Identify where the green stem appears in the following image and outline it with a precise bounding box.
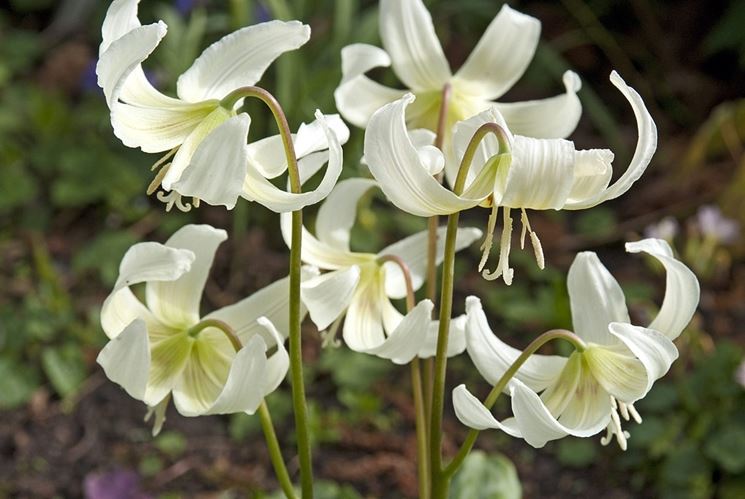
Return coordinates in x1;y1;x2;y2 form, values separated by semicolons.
259;401;299;499
442;329;586;478
187;319;242;351
222;86;313;498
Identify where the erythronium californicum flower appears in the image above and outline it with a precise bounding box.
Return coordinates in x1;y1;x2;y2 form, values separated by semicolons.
364;71;656;284
280;176;482;357
452;239;699;449
335;0;582;142
97;0;347;212
97;224;295;434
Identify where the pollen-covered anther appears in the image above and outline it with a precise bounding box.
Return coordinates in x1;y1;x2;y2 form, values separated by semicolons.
156;190;194;212
482;207;514;284
600;396;637;450
478;204;500;272
520;209;545;270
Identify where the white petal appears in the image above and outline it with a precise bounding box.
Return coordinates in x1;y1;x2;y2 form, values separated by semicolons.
301;266;361;331
242;111;343;213
408;129;444;175
417;314;468;358
97;318;150;400
119;66;185;108
453;5;540;100
364;94;487;217
564;71;657;209
100;0;141;54
452;384;520;436
256;317;290;395
379;0;451;92
567;148;614;203
625;238;700;339
379;226;482;299
316;178;378;251
100;286;159;340
567;252;630;345
147;225;227;327
176;20;310;102
294;114;350;158
97;22;167;108
172;114;250;209
464;296;566;391
343;269;388;351
334;43;406;128
203;335;267;415
492;71;582;138
365;299;433;364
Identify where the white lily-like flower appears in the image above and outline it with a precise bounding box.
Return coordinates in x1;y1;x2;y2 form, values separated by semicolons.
452;238;699;449
365;71;656;283
97;0;348;212
335;0;581;142
97;224;295;434
280;176;481;359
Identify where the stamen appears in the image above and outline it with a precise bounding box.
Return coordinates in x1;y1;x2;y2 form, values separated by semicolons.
147;162;172;195
156;190;193;212
520;209;545;270
151;147;179;171
479;205;499;272
520;209;529;249
321;314;344;348
601;397;641;450
483;207;514;284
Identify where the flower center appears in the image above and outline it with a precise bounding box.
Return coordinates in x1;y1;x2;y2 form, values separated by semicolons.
147;149;201;212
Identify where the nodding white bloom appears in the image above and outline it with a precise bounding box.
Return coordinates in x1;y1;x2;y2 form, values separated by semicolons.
335;0;581;142
452;239;699;450
365;71;656;284
97;224;295;434
97;0;348;212
280;176;481;359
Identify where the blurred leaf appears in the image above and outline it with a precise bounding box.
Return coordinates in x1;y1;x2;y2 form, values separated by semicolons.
155;431;188;458
0;358;40;409
0;161;38;214
72;231;139;286
450;451;521;499
704;425;745;473
575;207;617;238
319;348;392;392
41;344;86;398
555;438;597;468
659;443;712;499
703;1;745;67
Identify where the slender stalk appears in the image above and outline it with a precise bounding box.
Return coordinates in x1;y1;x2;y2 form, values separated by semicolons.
442;329;586;478
259;401;299;499
187;319;242;351
222;86;313;498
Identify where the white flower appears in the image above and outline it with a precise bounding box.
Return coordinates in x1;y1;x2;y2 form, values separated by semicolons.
97;0;348;212
364;71;656;283
335;0;581;142
280;176;481;360
97;224;294;434
453;239;699;449
696;205;740;244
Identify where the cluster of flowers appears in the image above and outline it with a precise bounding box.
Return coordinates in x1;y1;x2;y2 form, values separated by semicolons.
96;0;699;461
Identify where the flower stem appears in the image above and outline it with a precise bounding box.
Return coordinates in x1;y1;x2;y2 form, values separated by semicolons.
222;86;313;498
187;319;242;351
442;329;586;478
259;401;299;499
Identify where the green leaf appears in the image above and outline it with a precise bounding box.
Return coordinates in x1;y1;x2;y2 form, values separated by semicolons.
704;425;745;473
72;231;139;286
41;345;86;398
155;431;187;458
0;161;38;214
0;358;40;409
450;451;522;499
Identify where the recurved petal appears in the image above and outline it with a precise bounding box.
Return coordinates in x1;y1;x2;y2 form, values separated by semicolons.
417;314;468;358
256;317;290;395
492;71;582;138
343;271;388;352
177;20;310;102
101;286;160;340
365;299;433;364
464;296;566;391
146;225;227;328
453;384;521;436
301;266;361;331
379;0;451;92
567;252;630;345
100;0;142;54
316;179;378;251
379;226;482;299
453;4;540;100
567;149;614;203
365;94;487;217
564;71;657;209
97;318;151;401
172;114;250;209
110;241;195;293
97;21;167;108
625;238;700;340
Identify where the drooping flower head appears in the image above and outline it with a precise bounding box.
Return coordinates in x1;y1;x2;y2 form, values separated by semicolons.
365;71;657;283
335;0;582;142
453;239;699;449
97;224;296;433
97;0;348;212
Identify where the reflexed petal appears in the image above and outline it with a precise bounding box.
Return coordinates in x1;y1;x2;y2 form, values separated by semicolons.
343;268;388;351
203;335;267;415
97;22;167;108
301;266;361;331
334;44;406;128
452;384;520;436
111;99;218;153
101;286;159;340
177;20;310;102
498;136;576;209
364;95;487;217
450;106;512;188
492;71;582;138
256;317;290;395
567;149;614;203
100;0;141;54
583;344;647;403
294;114;350;158
625;238;700;340
409;129;444;175
173;114;250;209
567;252;630;345
97;319;150;400
120;66;185;108
564;72;657;209
365;299;433;364
607;323;678;400
379;0;451;92
145;331;193;406
242;111;344;213
316;179;378;251
464;296;566;391
453;5;540;100
418;314;468;358
147;225;227;327
380;226;482;299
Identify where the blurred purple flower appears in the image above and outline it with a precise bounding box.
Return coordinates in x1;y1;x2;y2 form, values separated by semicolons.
696;205;740;244
644;216;679;242
175;0;198;16
84;469;151;499
80;59;101;93
255;2;273;23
